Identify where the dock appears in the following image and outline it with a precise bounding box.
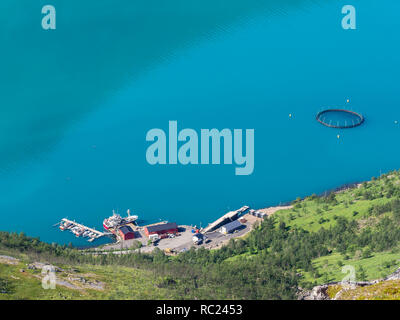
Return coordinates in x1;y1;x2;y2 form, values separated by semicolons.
59;218;111;242
202;206;249;234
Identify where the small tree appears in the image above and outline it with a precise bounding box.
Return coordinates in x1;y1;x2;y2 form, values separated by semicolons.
322;272;330;284
362;247;372;259
358;266;367;282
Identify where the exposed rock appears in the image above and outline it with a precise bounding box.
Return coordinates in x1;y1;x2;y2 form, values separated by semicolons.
296;288;310;300
299;285;330;300
68;276;87;283
66;276;105;290
384;267;400;281
298;280;381;300
27;262;45;270
9;260;106;292
56;280;80;290
26;262;64;273
0;255;19;265
86;280;105;291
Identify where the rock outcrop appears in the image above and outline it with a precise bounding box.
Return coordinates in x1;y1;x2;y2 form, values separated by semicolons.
0;255;19;265
298;267;400;300
384;267;400;281
299;284;331;300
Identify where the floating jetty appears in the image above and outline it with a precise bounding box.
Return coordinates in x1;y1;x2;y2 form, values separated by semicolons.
202;206;249;234
58;218;111;242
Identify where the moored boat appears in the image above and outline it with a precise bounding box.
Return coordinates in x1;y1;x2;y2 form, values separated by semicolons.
59;221;72;231
103;209;138;230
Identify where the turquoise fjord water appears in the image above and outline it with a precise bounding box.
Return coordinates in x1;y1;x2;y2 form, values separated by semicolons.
1;0;400;245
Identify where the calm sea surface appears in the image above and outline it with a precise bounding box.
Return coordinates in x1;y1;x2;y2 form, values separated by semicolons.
1;0;400;245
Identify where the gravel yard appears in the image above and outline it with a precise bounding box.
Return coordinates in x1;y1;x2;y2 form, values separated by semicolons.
96;213;264;254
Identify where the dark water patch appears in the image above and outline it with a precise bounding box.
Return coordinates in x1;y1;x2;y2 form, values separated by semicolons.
0;0;326;170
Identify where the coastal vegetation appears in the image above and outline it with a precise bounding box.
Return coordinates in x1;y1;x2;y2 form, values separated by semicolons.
2;170;400;299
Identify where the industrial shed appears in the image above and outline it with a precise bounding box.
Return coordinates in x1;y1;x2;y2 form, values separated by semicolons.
144;222;178;237
220;220;243;234
118;226;135;240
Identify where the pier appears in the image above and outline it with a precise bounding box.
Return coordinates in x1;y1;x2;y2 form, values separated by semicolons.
58;218;111;242
202;206;249;234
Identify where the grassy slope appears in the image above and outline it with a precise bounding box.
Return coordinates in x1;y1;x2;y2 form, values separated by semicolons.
272;172;400;285
0;251;174;300
224;171;400;288
336;279;400;300
302;250;400;284
274;191;390;232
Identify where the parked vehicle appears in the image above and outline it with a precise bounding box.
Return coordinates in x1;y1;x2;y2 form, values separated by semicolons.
192;234;204;245
149;234;160;241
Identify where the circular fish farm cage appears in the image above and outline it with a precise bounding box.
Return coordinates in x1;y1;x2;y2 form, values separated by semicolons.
316;109;364;129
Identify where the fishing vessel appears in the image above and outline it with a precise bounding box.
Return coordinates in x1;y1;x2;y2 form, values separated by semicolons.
103;209;138;230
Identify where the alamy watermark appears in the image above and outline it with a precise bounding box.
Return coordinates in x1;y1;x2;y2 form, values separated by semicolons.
41;3;356;173
342;5;357;30
41;265;56;290
145;121;255;176
340;265;357;290
40;5;356;30
41;5;56;30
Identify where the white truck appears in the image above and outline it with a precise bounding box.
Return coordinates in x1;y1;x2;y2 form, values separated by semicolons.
192;234;203;245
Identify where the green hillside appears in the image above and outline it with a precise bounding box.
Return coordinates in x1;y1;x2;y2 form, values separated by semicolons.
2;170;400;300
0;256;175;300
274;176;399;232
273;171;400;286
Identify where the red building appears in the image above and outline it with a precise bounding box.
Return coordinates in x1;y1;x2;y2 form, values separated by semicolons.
144;222;178;237
118;226;135;240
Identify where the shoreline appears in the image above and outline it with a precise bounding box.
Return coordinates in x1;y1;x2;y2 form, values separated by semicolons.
86;179;368;252
0;178;372;251
89;204;294;254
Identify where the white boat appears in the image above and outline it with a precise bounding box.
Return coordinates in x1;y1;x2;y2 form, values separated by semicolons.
103;209;138;230
73;228;84;237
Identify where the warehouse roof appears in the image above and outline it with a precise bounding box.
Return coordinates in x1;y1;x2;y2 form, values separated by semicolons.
119;226;134;234
222;220;243;233
146;222;178;233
